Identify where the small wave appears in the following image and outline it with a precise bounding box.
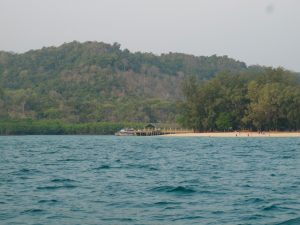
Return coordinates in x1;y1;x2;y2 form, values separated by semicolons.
240;184;251;188
0;178;13;182
242;214;265;220
154;201;168;205
10;168;41;176
154;201;178;205
36;184;77;190
245;197;265;204
43;163;59;166
51;178;76;183
21;209;45;214
165;206;182;210
212;211;224;215
38;199;58;204
94;165;110;170
102;218;134;222
263;204;278;211
150;186;196;194
41;150;59;154
149;167;159;171
124;164;159;171
172;215;204;221
58;145;71;149
20;176;32;180
19;168;30;173
202;143;214;148
57;158;82;162
126;164;147;169
47;215;72;219
18;168;35;173
276;217;300;225
198;190;213;194
262;204;289;211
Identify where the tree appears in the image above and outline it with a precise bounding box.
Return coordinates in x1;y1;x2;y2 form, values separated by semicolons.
216;112;233;131
179;68;300;131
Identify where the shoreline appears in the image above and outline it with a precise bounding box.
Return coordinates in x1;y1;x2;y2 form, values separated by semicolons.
162;131;300;137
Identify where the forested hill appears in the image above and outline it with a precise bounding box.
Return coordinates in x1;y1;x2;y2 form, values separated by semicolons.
0;41;259;123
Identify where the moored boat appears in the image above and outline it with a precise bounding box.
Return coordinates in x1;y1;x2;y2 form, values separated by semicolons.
115;128;136;136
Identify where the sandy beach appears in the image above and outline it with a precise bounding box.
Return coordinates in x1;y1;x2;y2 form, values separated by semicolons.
163;131;300;137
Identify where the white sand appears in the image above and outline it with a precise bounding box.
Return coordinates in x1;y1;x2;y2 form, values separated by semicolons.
163;132;300;137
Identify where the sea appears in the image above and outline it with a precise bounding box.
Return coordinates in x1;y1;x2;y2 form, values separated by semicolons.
0;135;300;225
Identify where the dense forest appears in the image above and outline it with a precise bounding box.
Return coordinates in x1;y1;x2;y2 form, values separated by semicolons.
0;120;143;135
0;41;298;134
179;68;300;131
0;41;249;123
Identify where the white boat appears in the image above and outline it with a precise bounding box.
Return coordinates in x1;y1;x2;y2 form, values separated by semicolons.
115;128;136;136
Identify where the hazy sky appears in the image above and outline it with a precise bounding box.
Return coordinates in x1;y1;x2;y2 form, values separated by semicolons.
1;0;300;71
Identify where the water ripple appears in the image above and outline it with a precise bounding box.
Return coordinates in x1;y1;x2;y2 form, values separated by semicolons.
36;184;77;190
0;135;299;225
150;185;197;194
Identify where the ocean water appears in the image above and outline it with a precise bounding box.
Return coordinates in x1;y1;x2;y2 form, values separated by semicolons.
0;136;300;225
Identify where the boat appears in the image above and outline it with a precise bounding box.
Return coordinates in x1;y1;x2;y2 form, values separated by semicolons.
115;128;136;136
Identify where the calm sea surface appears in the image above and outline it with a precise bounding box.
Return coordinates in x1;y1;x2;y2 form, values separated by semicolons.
0;136;300;225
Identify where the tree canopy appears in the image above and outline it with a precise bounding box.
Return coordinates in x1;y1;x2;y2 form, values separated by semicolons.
179;68;300;131
0;41;251;123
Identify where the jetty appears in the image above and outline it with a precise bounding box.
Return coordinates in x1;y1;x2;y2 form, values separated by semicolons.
136;128;193;136
115;124;193;136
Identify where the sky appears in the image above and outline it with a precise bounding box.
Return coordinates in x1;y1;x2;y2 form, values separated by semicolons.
0;0;300;71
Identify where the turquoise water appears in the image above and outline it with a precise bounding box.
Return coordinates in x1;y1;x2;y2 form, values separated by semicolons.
0;136;300;225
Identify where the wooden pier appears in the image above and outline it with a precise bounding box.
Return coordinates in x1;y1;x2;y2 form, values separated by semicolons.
115;124;193;136
134;128;193;136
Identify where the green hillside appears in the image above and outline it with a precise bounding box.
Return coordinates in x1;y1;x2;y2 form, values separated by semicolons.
0;41;249;123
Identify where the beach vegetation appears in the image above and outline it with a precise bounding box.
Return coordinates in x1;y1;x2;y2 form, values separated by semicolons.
180;68;300;131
